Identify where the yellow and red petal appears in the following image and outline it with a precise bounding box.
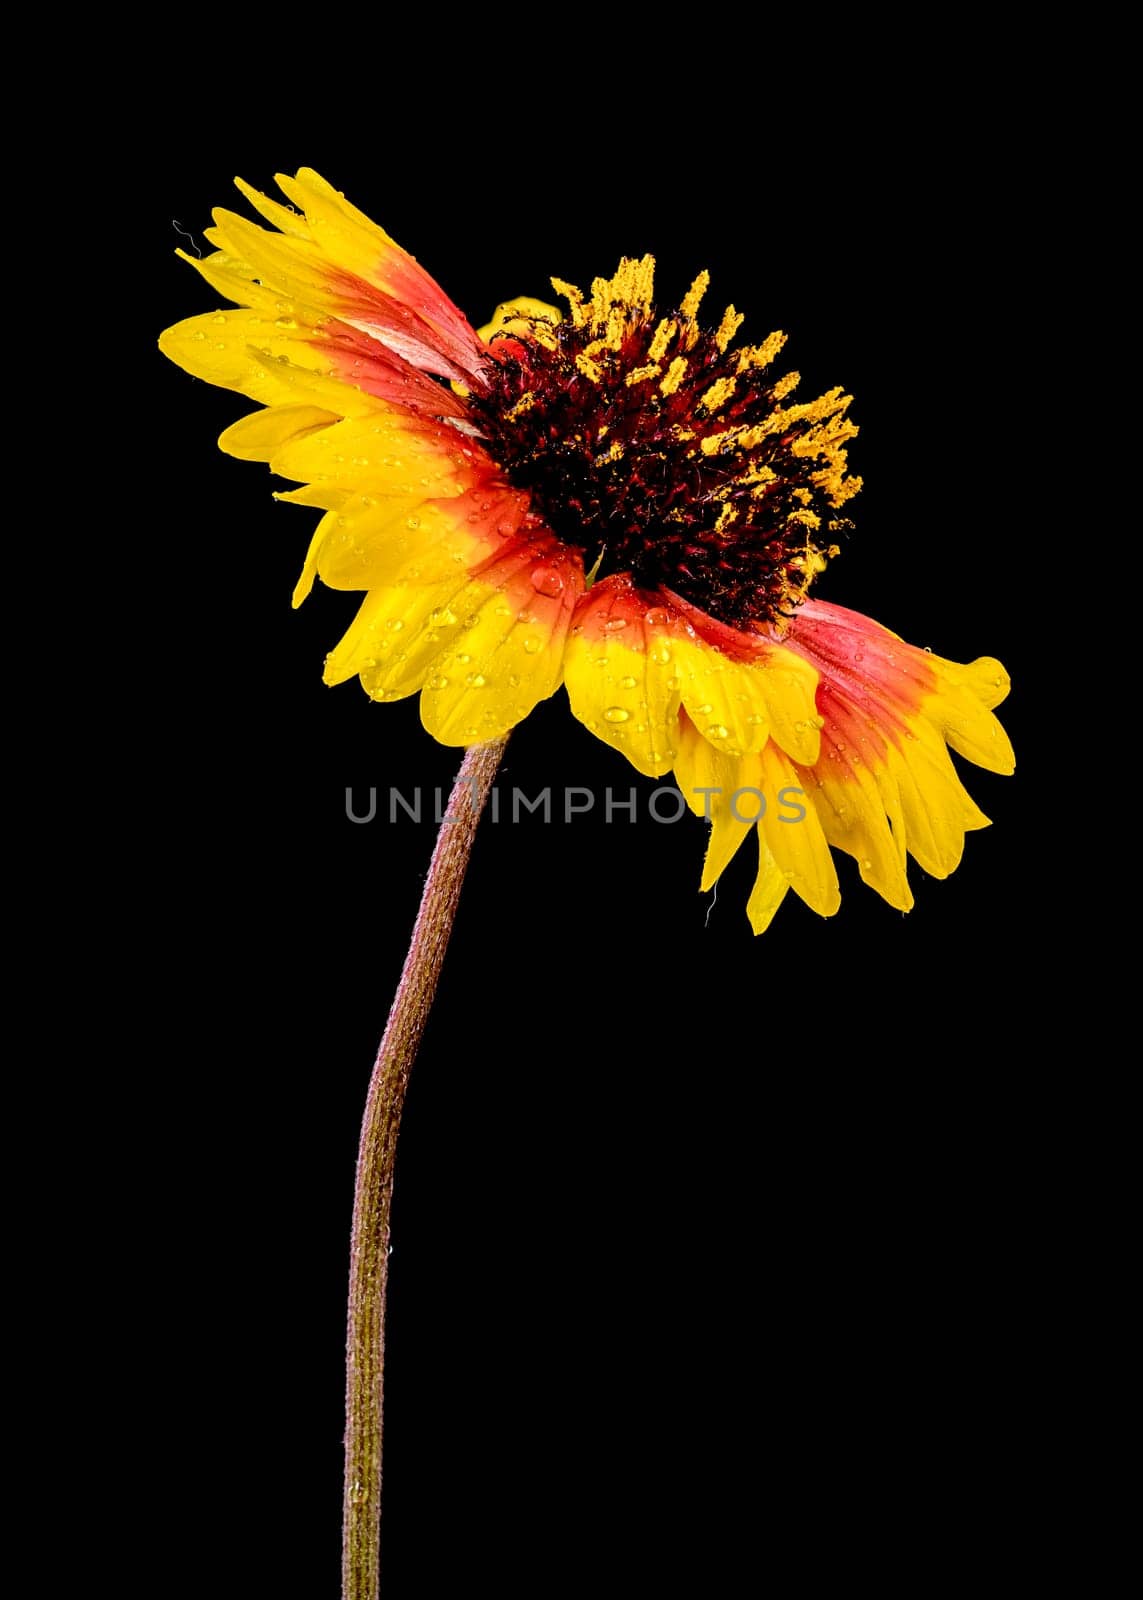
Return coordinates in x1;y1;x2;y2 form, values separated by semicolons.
666;595;823;764
562;577;686;778
780;599;1012;908
322;535;582;743
293;483;530;607
203;170;487;383
417;542;583;743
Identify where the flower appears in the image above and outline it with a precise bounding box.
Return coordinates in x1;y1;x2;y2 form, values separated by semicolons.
160;168;1014;933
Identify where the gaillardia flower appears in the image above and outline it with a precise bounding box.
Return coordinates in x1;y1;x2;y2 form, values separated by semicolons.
160;169;1013;933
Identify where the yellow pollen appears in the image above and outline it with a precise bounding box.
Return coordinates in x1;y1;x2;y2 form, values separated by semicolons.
576;350;603;382
660;356;688;396
626;362;662;386
551;277;588;327
647;317;677;363
584;255;657;335
736;329;787;374
715;502;738;531
505;391;535;420
772;370;800;401
715;306;744;353
700;375;737;412
700;425;744;456
680;270;710;322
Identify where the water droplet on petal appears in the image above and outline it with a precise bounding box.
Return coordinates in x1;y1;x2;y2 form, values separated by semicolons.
523;637;542;655
531;564;565;598
466;673;487;687
706;724;730;740
619;675;638;689
428;675;449;690
644;607;669;626
604;706;631;723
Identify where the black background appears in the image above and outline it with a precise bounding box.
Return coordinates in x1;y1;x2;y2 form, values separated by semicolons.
125;73;1056;1593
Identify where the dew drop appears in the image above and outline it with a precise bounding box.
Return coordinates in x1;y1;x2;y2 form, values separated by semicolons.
523;637;542;654
619;675;638;689
706;724;730;740
531;564;565;598
428;675;449;690
429;606;457;627
604;706;631;723
466;673;487;687
644;607;669;626
406;515;421;530
650;645;672;665
384;619;405;632
456;653;472;665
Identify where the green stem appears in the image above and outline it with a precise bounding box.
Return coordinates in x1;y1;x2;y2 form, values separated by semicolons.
342;737;508;1600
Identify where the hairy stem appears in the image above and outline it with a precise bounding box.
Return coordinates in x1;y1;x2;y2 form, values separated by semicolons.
342;737;508;1600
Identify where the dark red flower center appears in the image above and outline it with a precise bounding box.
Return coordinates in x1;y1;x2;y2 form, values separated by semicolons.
466;263;860;629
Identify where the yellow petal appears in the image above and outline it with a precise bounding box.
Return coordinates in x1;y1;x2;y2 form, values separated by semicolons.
674;717;770;890
752;645;823;765
268;412;468;497
808;758;914;912
323;581;469;699
746;832;791;935
419;551;580;743
218;404;339;462
929;678;1016;774
563;586;682;777
294;487;527;608
670;634;772;757
758;743;840;917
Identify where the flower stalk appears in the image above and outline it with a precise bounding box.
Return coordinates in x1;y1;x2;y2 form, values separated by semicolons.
343;736;508;1600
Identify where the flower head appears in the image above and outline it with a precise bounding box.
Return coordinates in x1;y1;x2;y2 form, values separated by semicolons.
160;168;1013;932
